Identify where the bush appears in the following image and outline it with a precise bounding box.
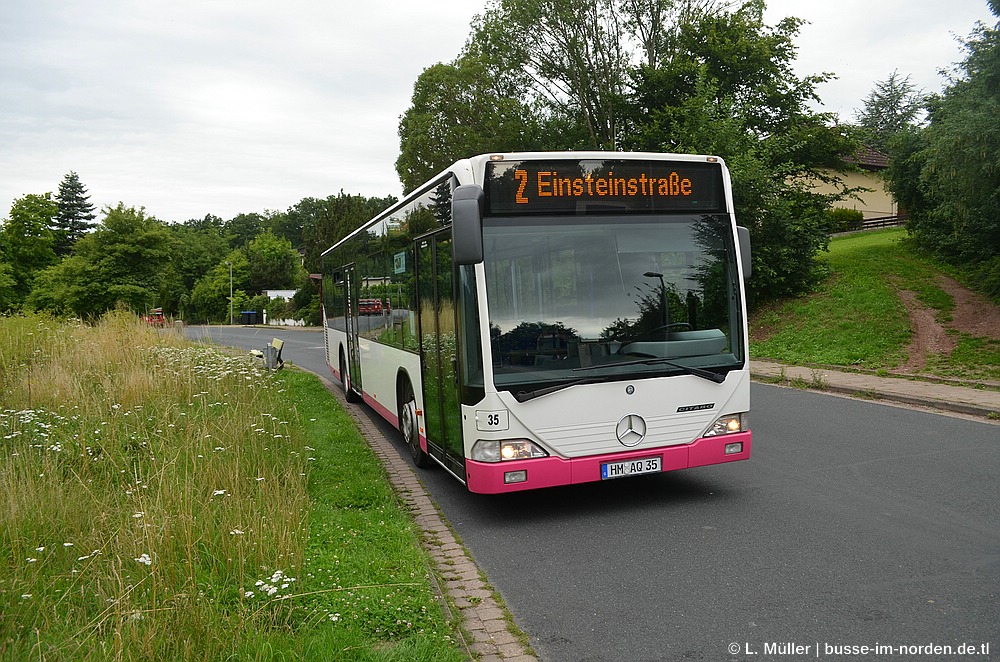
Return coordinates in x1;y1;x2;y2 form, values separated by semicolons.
969;255;1000;301
265;296;290;322
827;207;865;233
295;293;322;326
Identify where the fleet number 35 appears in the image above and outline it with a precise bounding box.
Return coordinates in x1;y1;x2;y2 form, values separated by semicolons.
476;410;509;431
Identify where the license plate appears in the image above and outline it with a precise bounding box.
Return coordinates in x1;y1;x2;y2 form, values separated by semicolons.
601;456;662;480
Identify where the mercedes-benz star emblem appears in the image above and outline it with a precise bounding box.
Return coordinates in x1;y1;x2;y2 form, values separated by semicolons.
616;413;647;447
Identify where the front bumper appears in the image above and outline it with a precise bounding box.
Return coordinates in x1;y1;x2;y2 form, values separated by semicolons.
465;431;752;494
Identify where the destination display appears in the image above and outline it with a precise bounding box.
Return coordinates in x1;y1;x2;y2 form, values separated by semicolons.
485;159;725;215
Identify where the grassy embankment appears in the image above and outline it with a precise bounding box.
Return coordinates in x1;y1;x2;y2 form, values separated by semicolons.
0;313;465;661
750;228;1000;383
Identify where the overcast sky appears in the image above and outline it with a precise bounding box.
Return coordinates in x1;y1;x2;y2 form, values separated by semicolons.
1;1;995;224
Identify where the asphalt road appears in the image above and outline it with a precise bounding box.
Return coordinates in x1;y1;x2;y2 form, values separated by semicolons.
189;326;999;661
185;324;330;374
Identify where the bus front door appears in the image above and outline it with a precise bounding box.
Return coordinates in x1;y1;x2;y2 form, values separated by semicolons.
417;233;465;480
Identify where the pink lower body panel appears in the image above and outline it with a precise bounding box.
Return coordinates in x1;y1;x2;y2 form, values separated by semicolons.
465;431;752;494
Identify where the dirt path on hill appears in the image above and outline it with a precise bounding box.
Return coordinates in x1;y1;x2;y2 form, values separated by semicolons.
895;290;955;372
894;275;1000;373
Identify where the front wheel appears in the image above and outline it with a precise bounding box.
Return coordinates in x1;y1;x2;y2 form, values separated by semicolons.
399;384;430;468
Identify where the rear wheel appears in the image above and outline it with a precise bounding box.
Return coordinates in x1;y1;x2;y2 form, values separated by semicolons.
399;381;430;468
340;352;361;403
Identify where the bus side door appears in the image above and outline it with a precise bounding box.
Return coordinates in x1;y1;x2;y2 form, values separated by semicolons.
344;264;363;396
416;232;465;480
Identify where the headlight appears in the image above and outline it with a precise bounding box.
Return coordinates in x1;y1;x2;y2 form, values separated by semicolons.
471;439;549;463
703;413;747;437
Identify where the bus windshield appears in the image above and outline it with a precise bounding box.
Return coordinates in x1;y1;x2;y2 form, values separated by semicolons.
482;214;744;394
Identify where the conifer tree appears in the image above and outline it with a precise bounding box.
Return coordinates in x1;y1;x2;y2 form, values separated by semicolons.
855;70;925;153
53;171;96;255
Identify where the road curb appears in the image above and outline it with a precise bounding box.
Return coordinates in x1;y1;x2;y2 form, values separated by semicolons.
750;361;1000;421
316;374;538;662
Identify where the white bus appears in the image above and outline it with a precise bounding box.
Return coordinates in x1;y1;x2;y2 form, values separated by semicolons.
321;152;752;493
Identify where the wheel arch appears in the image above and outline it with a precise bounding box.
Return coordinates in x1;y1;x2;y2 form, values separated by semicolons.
396;368;415;423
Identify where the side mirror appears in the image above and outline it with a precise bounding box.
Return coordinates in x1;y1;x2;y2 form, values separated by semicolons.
737;226;751;279
452;185;484;265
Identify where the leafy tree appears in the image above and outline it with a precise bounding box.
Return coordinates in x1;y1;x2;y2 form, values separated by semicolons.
884;128;930;219
888;6;1000;296
1;193;59;307
398;0;727;171
28;204;175;317
53;171;97;255
854;70;926;153
265;208;306;249
189;252;248;324
246;230;302;293
624;1;855;305
224;212;266;248
300;192;397;273
396;53;545;191
468;0;645;149
25;255;96;316
626;3;836;144
159;217;231;317
623;0;725;68
287;197;339;271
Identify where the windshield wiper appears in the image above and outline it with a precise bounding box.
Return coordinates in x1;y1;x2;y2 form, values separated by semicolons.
575;358;727;383
512;376;613;402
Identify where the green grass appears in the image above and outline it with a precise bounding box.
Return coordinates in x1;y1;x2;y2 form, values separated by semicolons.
750;228;1000;381
0;312;464;661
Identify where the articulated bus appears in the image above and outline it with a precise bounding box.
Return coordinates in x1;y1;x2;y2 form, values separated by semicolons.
320;152;752;494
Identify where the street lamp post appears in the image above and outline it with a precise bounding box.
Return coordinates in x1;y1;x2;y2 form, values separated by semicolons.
644;271;669;327
225;261;233;325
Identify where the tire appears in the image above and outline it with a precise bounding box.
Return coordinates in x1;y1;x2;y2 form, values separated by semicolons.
399;381;430;468
340;352;361;403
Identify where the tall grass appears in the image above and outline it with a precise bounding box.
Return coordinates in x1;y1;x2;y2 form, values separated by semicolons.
0;313;462;661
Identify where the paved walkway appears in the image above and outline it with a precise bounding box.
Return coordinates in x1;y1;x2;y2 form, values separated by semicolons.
751;361;1000;420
